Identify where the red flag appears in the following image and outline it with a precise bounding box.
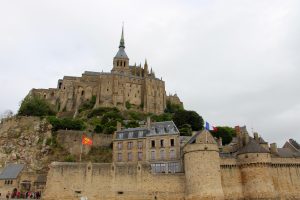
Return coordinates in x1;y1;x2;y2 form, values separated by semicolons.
82;135;93;146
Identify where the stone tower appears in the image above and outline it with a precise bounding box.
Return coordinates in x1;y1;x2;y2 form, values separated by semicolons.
183;130;224;200
111;26;130;75
237;139;278;199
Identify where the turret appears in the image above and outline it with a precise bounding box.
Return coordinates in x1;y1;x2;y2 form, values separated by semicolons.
144;59;149;77
237;139;278;199
183;130;224;200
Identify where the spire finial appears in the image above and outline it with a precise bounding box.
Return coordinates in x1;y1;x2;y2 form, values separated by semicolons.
119;24;125;48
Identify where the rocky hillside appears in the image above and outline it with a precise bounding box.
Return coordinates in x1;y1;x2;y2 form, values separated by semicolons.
0;116;64;172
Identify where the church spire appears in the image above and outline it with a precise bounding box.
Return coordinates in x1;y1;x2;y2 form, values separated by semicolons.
119;25;125;48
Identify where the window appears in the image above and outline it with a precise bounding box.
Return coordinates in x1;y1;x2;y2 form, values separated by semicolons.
118;153;122;162
160;140;164;148
127;142;133;150
160;150;165;160
128;132;133;138
81;91;84;96
138;131;143;138
170;150;175;159
128;152;132;161
168;162;180;173
138;152;143;161
119;133;124;139
138;141;143;149
151;151;155;160
151;140;155;148
118;142;123;150
170;139;175;147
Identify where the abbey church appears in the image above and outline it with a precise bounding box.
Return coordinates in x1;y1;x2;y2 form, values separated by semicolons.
30;28;182;115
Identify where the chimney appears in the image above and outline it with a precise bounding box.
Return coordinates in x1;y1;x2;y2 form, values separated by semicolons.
146;117;151;128
270;143;278;154
117;121;122;131
218;137;223;147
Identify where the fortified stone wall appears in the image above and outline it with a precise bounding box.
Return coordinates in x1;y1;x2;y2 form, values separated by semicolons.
43;162;185;200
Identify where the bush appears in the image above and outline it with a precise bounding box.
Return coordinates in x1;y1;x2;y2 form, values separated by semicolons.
173;110;203;131
78;96;96;113
94;124;103;133
18;96;56;116
125;101;132;110
104;126;116;134
64;155;76;162
151;113;173;122
165;100;183;113
47;116;86;131
87;107;119;118
125;120;139;128
211;126;236;145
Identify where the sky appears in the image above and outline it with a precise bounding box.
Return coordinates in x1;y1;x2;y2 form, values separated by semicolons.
0;0;299;145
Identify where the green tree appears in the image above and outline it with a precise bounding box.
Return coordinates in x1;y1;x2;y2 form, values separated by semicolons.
47;116;86;131
151;113;173;122
210;126;236;145
179;124;193;136
125;120;140;128
165;100;183;113
18;96;56;116
173;110;203;131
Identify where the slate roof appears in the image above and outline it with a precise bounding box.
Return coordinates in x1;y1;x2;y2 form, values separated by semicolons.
0;164;24;180
186;129;216;145
115;47;128;59
237;139;269;155
115;121;179;140
276;148;298;158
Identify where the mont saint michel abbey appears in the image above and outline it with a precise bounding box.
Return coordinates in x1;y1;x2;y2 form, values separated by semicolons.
30;28;182;116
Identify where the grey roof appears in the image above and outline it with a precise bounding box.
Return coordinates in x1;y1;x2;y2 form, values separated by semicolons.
115;121;179;140
289;139;300;150
0;164;24;180
277;148;300;158
237;139;269;155
149;121;179;136
115;47;128;59
35;174;47;183
259;137;267;144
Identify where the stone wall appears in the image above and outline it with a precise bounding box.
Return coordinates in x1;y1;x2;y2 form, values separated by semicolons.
43;162;185;200
56;130;112;156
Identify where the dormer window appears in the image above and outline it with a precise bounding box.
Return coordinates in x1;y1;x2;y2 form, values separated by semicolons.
128;132;133;138
119;133;124;139
138;131;143;138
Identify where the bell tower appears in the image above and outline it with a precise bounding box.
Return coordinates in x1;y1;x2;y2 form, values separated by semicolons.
111;26;130;74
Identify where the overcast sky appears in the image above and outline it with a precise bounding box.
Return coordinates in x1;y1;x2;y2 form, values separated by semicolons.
0;0;299;145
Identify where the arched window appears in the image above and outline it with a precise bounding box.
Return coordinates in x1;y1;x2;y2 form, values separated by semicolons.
117;61;119;66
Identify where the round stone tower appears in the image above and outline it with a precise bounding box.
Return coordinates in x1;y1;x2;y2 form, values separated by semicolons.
183;130;224;200
237;139;278;199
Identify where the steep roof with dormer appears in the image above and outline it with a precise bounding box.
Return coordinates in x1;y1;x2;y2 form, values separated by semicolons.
237;139;269;155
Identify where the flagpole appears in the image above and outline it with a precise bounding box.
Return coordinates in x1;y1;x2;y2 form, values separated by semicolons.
79;133;83;162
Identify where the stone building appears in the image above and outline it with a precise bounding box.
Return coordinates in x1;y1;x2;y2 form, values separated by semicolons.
42;125;300;200
113;120;182;173
30;27;182;116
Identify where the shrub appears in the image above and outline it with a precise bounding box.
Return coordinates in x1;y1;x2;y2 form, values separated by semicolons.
87;107;119;118
151;113;173;122
64;155;76;162
47;116;86;131
104;126;116;134
125;120;139;128
173;110;203;131
94;124;103;133
125;101;131;110
211;126;236;145
78;96;96;113
18;96;56;116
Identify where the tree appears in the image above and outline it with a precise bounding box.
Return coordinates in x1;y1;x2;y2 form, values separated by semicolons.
18;96;56;116
173;110;203;131
210;126;236;145
165;100;183;113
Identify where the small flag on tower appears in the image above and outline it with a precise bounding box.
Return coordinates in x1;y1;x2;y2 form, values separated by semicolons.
82;135;93;146
205;122;218;131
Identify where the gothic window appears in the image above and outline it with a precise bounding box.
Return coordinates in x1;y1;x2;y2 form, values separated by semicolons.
117;61;119;66
81;91;84;96
43;94;46;99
